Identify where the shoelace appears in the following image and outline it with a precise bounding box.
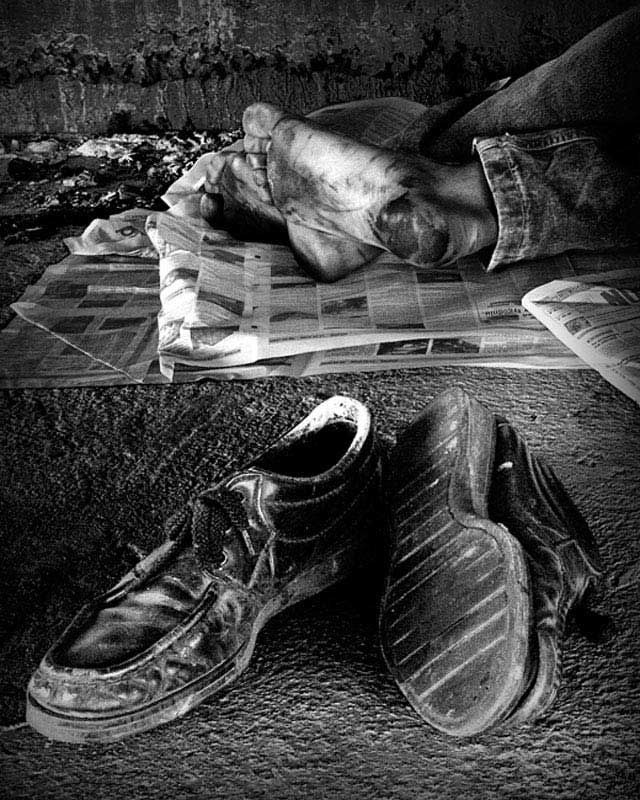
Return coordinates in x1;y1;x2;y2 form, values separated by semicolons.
167;488;252;574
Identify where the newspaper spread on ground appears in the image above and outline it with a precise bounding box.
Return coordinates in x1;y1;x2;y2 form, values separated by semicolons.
4;178;638;389
6;203;640;388
153;154;631;378
146;208;588;377
522;267;640;404
0;312;167;387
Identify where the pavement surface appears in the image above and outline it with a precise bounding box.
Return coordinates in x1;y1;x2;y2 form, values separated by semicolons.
1;226;639;799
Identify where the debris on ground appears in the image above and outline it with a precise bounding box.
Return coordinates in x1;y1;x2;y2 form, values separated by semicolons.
25;140;60;157
0;129;242;242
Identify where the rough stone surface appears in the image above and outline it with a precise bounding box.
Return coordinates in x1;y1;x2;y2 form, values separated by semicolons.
0;0;635;133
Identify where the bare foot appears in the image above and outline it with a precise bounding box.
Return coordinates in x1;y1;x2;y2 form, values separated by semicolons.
242;102;498;282
199;98;427;250
200;145;384;276
199;146;287;242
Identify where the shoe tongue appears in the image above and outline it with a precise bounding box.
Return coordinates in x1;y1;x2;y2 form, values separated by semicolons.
189;489;254;582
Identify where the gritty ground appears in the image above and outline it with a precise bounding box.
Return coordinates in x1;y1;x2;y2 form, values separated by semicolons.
0;128;240;243
0;138;639;800
0;128;239;329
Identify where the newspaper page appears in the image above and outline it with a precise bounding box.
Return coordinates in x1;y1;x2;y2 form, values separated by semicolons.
8;250;165;385
522;267;640;405
160;336;581;383
152;204;637;377
7;145;640;388
64;208;158;258
7;207;633;388
0;313;166;387
8;205;640;387
155;156;640;378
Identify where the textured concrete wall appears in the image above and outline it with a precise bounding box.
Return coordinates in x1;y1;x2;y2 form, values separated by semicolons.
0;0;635;133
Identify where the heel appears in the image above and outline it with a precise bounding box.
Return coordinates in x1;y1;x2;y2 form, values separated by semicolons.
375;191;449;265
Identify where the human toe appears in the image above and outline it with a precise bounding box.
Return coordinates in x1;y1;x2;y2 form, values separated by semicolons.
200;192;224;225
242;102;288;139
246;153;267;169
228;153;272;202
204;152;234;194
243;134;270;154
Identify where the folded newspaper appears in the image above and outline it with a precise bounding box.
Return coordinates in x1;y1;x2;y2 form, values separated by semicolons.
2;148;639;389
522;267;640;405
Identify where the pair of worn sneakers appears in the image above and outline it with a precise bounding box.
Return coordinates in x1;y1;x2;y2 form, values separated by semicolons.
26;389;603;743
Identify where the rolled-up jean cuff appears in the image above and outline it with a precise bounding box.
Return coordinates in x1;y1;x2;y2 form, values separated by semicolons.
472;128;633;270
473;134;530;270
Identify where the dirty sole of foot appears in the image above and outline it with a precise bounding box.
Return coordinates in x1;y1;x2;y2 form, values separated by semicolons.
380;388;532;737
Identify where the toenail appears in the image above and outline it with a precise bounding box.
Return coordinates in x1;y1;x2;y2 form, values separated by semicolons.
253;169;268;187
247;153;267;169
244;135;268;154
203;178;220;194
230;154;246;175
206;160;226;184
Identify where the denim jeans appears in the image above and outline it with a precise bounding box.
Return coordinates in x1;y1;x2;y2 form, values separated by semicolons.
419;5;640;268
474;128;640;269
313;6;640;270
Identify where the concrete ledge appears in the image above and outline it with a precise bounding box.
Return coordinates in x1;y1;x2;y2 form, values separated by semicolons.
0;0;634;133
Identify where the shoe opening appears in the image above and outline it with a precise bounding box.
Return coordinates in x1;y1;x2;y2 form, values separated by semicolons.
256;419;356;477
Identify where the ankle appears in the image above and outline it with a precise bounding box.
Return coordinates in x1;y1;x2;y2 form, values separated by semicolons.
429;161;495;211
375;160;498;266
433;161;498;256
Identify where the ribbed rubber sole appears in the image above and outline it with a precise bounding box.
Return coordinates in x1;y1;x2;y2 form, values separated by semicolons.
380;389;532;737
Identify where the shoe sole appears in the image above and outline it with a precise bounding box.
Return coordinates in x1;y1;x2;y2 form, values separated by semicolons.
379;389;532;737
25;536;367;744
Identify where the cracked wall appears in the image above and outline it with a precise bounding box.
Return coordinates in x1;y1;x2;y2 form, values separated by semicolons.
0;0;634;134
